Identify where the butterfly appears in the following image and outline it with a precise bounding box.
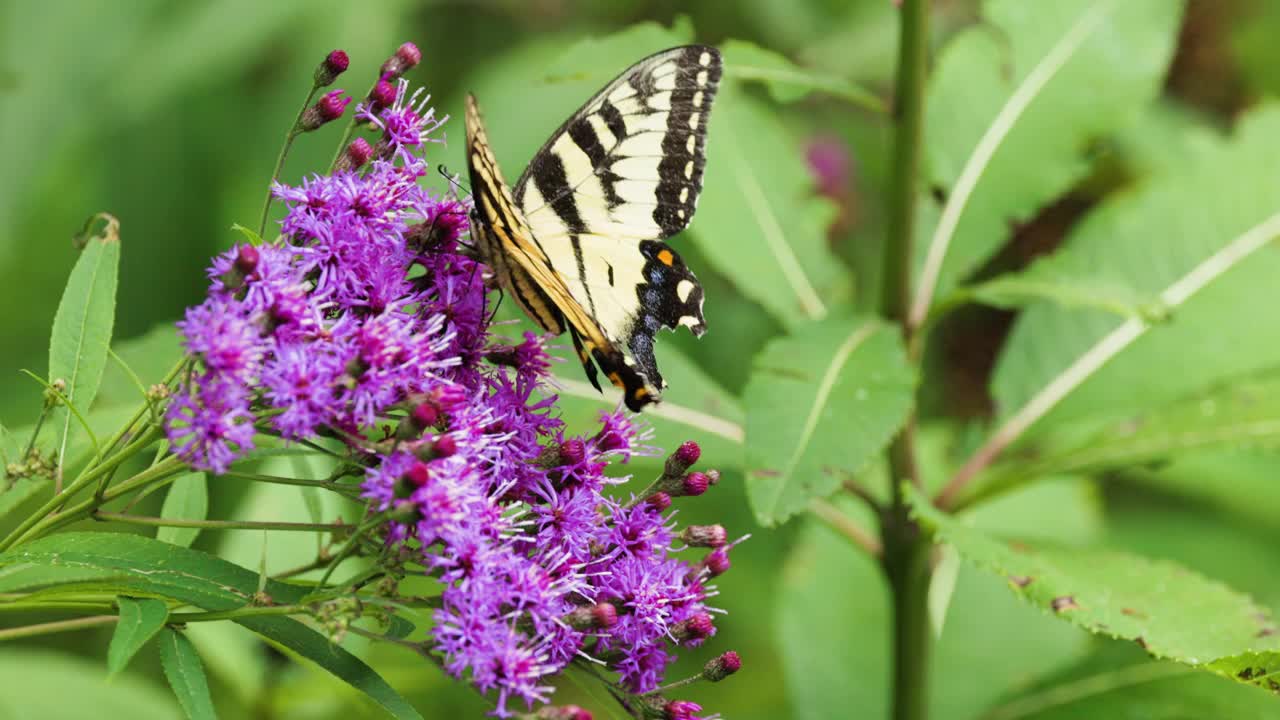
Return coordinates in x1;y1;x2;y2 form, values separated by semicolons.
464;45;722;412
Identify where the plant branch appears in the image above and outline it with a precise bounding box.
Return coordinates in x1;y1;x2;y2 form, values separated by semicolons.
936;208;1280;509
809;499;882;557
93;512;351;533
259;85;320;237
0;615;117;642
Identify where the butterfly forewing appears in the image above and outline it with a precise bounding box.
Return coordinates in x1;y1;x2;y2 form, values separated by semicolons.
465;45;721;411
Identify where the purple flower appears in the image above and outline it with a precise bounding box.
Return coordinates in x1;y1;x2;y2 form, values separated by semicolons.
164;376;255;474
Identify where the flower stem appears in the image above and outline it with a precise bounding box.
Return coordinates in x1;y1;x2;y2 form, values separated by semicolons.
93;512;351;533
0;615;117;642
258;85;320;238
880;2;932;720
221;470;361;496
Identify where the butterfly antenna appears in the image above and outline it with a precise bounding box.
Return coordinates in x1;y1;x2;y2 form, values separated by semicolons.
438;165;472;199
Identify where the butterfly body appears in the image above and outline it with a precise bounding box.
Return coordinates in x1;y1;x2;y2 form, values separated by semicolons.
465;45;722;411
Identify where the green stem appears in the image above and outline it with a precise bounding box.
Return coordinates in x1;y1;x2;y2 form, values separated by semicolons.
0;615;117;641
259;85;319;238
94;512;350;533
880;2;932;720
222;471;360;495
170;604;311;623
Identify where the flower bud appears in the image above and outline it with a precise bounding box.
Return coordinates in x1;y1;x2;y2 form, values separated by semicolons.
564;602;617;631
646;491;672;512
664;700;703;720
704;548;731;577
404;462;430;487
702;650;741;681
536;707;593;720
298;90;351;131
664;440;701;476
314;49;350;87
412;434;456;462
680;524;727;548
368;78;396;110
559;439;585;465
234;244;260;275
671;612;715;644
380;42;421;79
389;499;420;524
681;472;709;497
334;137;373;172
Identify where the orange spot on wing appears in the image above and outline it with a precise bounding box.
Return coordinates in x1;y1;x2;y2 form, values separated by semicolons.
657;249;674;266
607;372;624;389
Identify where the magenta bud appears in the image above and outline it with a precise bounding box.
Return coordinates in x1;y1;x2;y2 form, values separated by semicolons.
676;440;701;466
565;602;617;631
315;49;350;87
705;548;731;577
664;701;703;720
560;439;585;465
404;462;430;488
234;244;260;275
433;434;457;458
381;41;421;79
299;90;351;131
671;612;715;644
681;524;727;548
536;707;593;720
411;402;439;428
369;78;396;110
681;472;709;497
703;651;741;682
335;137;373;172
646;492;672;512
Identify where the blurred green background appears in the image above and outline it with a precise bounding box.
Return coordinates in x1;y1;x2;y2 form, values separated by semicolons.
4;1;1280;718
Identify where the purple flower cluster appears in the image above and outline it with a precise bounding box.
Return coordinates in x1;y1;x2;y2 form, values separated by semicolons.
166;63;739;718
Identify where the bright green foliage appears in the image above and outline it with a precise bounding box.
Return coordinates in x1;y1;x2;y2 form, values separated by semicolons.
909;486;1280;689
48;219;119;463
982;645;1279;720
159;628;219;720
720;39;884;110
992;106;1280;435
0;648;179;719
744;316;915;525
108;596;170;674
158;473;208;548
0;533;422;720
918;0;1183;301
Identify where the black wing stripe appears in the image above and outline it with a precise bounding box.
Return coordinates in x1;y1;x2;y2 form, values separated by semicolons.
598;101;629;145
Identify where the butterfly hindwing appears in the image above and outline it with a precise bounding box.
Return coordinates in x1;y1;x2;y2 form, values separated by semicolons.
465;46;721;411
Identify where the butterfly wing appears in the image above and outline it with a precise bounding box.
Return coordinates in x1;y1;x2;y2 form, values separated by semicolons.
512;45;722;404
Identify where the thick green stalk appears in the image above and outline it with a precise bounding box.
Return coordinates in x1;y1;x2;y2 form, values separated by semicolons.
880;2;932;720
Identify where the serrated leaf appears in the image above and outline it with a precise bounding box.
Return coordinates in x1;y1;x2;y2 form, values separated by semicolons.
992;105;1280;436
691;83;847;330
915;0;1183;310
48;217;120;465
0;533;422;720
720;39;884;111
908;485;1280;690
159;628;218;720
982;644;1278;720
744;315;915;525
158;473;208;548
108;596;170;674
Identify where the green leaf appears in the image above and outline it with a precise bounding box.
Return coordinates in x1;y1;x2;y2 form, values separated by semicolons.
908;485;1280;690
915;0;1183;310
0;533;422;720
744;315;915;525
48;215;120;463
982;644;1278;720
992;105;1280;436
690;83;847;330
158;473;208;548
237;615;424;720
0;648;179;720
961;271;1158;320
780;479;1100;720
159;628;218;720
720;39;885;111
108;596;170;674
977;374;1280;504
